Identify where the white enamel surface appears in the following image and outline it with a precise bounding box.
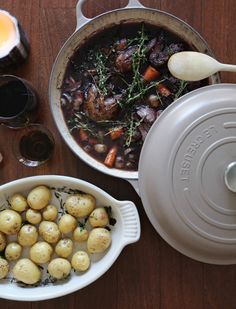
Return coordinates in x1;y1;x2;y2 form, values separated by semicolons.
139;84;236;265
49;5;220;182
0;175;140;301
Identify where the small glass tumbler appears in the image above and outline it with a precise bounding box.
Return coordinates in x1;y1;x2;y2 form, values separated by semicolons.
0;75;38;128
12;124;55;167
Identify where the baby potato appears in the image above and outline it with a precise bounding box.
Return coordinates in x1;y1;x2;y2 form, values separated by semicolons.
42;205;58;221
0;209;22;235
73;227;89;242
27;185;51;210
39;221;61;244
65;193;96;218
18;224;38;247
87;228;111;253
0;231;6;251
58;214;77;234
0;258;9;279
30;241;53;264
55;239;73;258
9;193;28;212
47;258;71;280
12;258;41;284
89;207;109;228
71;251;90;272
26;209;42;225
5;242;22;261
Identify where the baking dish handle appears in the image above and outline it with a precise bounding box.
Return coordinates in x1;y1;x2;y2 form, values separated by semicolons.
76;0;92;30
119;201;141;246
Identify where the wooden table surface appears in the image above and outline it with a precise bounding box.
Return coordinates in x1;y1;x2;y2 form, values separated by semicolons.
1;0;236;308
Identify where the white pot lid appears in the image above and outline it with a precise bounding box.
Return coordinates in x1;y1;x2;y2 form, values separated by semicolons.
139;84;236;264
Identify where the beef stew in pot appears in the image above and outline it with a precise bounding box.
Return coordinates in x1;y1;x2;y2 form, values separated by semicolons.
61;23;207;171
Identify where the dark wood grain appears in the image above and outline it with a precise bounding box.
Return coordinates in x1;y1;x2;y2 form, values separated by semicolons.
0;1;236;308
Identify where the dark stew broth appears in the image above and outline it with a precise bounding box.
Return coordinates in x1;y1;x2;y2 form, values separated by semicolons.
61;23;207;171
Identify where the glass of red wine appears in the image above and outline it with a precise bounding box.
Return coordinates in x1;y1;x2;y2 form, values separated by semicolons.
0;75;55;167
12;123;55;167
0;75;38;128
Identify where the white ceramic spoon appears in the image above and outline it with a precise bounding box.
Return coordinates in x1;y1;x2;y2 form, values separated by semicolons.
167;51;236;81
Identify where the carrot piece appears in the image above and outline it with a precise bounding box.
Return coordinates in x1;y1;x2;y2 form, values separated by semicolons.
104;146;118;168
79;128;89;142
109;127;123;140
158;83;171;96
143;65;160;81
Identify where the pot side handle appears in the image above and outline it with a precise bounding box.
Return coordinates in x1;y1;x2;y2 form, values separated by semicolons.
119;201;141;246
76;0;145;30
126;0;145;8
127;179;140;196
76;0;92;30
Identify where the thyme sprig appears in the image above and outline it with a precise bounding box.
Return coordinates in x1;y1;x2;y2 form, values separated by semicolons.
94;50;110;96
50;186;84;195
126;26;149;102
119;27;165;108
125;116;144;147
69;112;98;138
174;80;188;99
125;79;165;106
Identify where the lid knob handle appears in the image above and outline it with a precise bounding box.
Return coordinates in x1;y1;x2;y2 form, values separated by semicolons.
224;162;236;192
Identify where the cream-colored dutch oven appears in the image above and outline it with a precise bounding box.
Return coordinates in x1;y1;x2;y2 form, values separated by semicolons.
49;0;220;191
49;1;236;265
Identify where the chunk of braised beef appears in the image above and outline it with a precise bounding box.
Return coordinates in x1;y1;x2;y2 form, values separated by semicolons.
149;41;184;68
146;38;157;52
168;42;184;55
84;84;120;121
150;52;168;67
115;46;138;72
134;105;158;142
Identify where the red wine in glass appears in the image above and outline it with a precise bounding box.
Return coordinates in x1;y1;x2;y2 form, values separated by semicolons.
0;75;38;128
